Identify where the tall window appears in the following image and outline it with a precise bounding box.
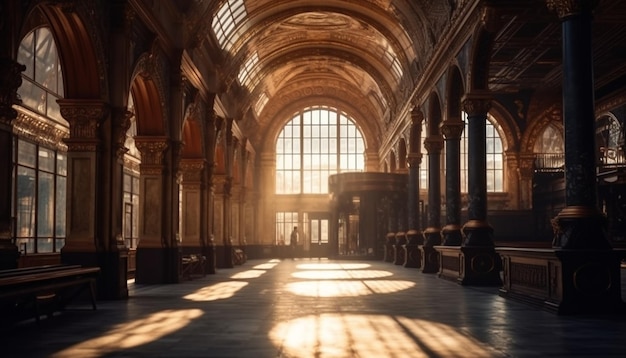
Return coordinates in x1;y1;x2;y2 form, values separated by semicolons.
14;27;66;254
123;95;141;249
276;106;365;194
460;113;504;192
596;114;624;167
276;212;298;245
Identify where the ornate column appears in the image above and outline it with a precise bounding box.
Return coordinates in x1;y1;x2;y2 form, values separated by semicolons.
548;0;609;250
404;107;424;268
421;135;443;273
134;137;173;283
458;93;501;285
0;58;26;269
404;154;423;268
440;119;465;245
546;0;620;313
214;174;233;268
59;99;108;255
180;159;204;252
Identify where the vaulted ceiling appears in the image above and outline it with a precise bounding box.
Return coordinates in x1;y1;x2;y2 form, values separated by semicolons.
180;0;456;147
174;0;626;149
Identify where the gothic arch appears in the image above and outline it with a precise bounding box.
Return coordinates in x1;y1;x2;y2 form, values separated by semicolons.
520;109;563;154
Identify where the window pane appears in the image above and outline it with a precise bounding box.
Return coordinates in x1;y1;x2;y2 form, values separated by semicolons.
38;172;54;237
18;31;34;78
18;140;37;167
39;147;55;172
56;176;66;237
57;152;67;176
16;167;36;238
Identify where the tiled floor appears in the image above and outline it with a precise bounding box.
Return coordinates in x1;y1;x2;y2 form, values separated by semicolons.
2;258;626;357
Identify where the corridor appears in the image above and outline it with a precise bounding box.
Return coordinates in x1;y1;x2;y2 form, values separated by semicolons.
3;259;626;357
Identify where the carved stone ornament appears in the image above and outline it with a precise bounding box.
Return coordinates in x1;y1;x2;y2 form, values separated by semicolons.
462;94;491;116
546;0;597;18
411;106;424;124
180;159;205;183
0;58;26;123
424;136;444;153
13;109;69;151
58;99;108;139
135;137;168;167
440;120;465;140
407;153;423;167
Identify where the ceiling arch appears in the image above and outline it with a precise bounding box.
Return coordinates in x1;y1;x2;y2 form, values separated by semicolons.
206;0;429;131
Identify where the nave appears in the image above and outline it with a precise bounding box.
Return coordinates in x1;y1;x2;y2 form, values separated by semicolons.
3;259;626;358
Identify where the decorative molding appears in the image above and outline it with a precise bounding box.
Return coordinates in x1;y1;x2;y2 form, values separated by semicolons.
440;120;465;140
180;159;205;183
424;136;444;153
135;137;168;170
13;108;69;151
0;58;26;124
462;94;492;116
546;0;597;18
510;262;547;290
58;99;108;140
113;107;133;158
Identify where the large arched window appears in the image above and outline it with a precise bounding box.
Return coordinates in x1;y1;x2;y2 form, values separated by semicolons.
460;113;504;192
276;106;365;194
14;27;67;254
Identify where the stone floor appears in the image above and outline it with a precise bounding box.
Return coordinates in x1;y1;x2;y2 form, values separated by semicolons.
2;258;626;357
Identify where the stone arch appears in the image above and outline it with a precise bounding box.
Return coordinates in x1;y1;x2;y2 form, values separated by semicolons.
520;108;563;154
27;3;106;99
130;50;168;137
488;101;521;153
427;92;443;136
181;96;204;159
446;65;465;122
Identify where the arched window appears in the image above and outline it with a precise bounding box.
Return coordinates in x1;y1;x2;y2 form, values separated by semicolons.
460;113;504;192
276;106;365;194
534;124;564;170
14;27;67;254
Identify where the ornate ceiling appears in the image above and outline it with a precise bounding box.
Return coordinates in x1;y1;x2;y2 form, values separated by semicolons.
174;0;626;149
180;0;456;147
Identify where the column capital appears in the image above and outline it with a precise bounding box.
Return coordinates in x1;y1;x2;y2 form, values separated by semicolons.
180;159;205;184
440;120;465;140
407;153;422;168
546;0;597;19
461;93;491;116
59;99;109;151
410;106;424;123
0;58;26;125
135;136;168;174
424;135;444;153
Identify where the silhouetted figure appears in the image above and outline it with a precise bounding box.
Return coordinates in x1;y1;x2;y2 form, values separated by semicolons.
290;226;298;260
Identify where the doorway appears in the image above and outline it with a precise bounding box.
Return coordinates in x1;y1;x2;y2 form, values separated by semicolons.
309;214;330;258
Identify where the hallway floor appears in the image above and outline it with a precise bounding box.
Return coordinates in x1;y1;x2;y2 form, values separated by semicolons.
2;258;626;357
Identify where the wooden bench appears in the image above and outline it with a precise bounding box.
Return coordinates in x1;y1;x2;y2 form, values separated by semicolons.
181;254;205;280
0;265;100;325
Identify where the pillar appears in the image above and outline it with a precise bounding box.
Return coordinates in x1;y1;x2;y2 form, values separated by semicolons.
546;0;622;313
134;137;178;283
0;58;25;269
59;100;107;259
404;107;424;268
180;159;204;254
440;119;465;245
421;136;443;273
459;93;501;285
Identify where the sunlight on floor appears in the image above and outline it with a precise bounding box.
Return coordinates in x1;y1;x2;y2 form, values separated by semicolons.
51;309;203;358
296;262;371;270
269;313;497;358
286;280;415;297
183;281;248;301
292;269;392;280
231;269;267;279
